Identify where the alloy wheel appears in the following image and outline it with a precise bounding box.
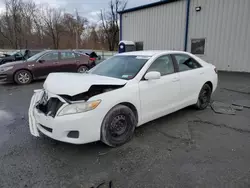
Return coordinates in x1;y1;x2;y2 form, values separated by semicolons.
17;72;30;84
78;66;88;73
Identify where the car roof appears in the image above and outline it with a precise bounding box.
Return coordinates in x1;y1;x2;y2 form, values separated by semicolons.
115;50;190;57
43;50;75;52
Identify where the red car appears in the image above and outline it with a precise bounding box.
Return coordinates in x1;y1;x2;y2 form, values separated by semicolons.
0;50;94;85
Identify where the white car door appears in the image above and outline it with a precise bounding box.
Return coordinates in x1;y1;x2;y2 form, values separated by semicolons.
172;54;206;107
138;55;181;124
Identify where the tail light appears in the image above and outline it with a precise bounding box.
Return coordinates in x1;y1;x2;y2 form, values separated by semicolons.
89;57;96;62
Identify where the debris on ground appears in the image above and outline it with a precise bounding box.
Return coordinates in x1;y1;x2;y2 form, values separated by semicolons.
210;101;236;115
98;152;108;156
232;100;250;109
231;104;244;111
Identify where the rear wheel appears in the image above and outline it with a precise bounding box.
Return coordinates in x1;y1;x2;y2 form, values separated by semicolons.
77;65;88;73
101;105;136;147
195;84;212;110
14;70;32;85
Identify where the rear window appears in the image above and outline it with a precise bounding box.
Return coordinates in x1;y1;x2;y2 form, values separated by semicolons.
75;53;89;59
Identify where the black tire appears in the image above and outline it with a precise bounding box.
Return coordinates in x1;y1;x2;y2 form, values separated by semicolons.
14;70;32;85
77;65;88;73
195;84;212;110
101;105;137;147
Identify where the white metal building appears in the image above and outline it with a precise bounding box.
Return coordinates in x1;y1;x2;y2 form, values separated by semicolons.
119;0;250;72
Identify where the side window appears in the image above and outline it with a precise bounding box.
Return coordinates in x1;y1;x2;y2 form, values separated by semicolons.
147;55;174;76
41;52;59;61
173;54;201;72
61;52;75;60
75;53;81;58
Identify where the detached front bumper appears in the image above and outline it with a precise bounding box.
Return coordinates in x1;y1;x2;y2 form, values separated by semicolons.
28;90;102;144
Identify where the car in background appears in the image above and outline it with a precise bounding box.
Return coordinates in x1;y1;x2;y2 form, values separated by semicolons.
0;50;94;84
0;49;43;65
0;51;5;57
28;50;218;147
74;50;101;65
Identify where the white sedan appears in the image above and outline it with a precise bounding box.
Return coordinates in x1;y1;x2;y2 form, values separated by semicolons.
29;50;218;147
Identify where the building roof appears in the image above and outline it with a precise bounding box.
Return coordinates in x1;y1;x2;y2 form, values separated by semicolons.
118;0;180;14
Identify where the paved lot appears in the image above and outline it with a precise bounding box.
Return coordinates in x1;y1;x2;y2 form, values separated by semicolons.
0;72;250;188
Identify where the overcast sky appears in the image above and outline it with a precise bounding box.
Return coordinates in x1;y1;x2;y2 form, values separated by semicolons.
0;0;159;22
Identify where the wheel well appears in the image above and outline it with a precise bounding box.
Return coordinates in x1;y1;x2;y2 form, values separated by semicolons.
205;81;213;91
13;69;33;80
119;102;138;123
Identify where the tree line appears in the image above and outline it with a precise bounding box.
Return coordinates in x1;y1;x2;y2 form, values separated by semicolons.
0;0;127;51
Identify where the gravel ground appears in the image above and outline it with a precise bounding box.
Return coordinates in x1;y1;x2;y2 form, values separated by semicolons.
0;72;250;188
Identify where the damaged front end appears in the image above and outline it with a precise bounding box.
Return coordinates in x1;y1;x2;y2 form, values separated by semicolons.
36;97;64;117
28;89;44;137
28;73;127;137
59;85;124;102
35;84;124;117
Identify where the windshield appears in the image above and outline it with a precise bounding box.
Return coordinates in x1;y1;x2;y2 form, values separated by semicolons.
26;51;47;62
89;55;150;80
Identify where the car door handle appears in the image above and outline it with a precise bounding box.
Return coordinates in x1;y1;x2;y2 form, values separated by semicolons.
200;72;204;75
53;62;59;64
172;78;180;82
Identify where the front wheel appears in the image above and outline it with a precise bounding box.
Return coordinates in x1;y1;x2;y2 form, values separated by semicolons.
14;70;32;85
101;105;137;147
195;84;212;110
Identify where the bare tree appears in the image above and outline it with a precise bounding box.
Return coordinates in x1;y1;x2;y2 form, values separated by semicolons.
19;0;36;48
59;13;88;49
0;0;22;48
0;0;103;50
0;0;37;48
39;5;64;49
0;13;15;48
100;0;127;51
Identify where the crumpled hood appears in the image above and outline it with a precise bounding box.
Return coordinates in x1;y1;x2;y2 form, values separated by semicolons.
43;73;128;96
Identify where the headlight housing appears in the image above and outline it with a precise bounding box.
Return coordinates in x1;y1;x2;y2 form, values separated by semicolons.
0;66;13;72
57;100;101;116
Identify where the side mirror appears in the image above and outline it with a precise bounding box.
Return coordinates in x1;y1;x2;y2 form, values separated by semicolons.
144;71;161;80
38;59;45;63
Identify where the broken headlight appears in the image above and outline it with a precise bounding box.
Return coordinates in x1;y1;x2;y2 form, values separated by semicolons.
57;100;101;116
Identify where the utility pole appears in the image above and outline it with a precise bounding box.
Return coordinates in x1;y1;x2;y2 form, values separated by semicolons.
75;9;79;49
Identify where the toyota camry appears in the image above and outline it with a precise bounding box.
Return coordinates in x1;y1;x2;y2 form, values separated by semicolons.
29;50;218;147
